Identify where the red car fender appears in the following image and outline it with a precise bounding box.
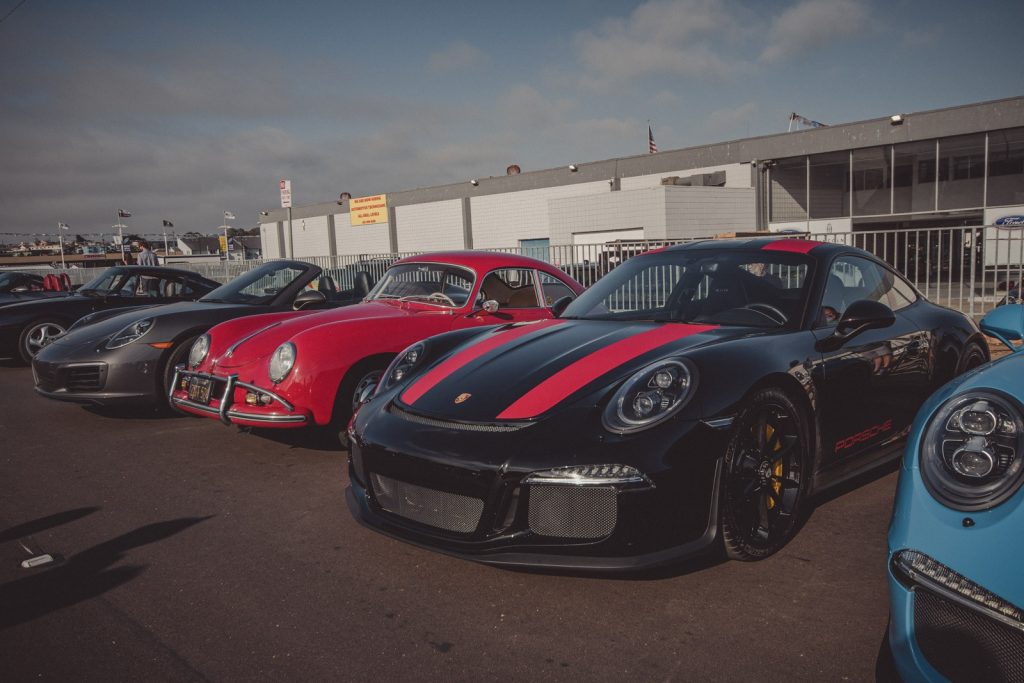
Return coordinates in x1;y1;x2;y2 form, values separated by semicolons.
280;314;458;425
202;310;317;363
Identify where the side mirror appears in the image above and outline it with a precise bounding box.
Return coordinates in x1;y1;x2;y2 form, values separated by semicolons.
817;299;895;352
293;290;327;310
981;303;1024;353
550;295;573;318
469;299;500;317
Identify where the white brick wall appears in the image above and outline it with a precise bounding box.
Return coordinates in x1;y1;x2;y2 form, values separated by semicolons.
549;188;665;245
395;199;464;252
620;163;750;190
333;213;391;256
471;181;610;249
664;187;756;239
260;222;282;259
289;215;331;258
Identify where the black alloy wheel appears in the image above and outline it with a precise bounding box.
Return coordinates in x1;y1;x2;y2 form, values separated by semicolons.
720;387;809;561
960;342;987;373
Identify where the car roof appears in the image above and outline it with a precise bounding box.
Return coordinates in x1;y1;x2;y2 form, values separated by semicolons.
663;237;849;258
394;250;569;273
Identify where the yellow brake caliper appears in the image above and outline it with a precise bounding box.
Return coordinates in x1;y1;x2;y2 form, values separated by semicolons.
766;424;783;509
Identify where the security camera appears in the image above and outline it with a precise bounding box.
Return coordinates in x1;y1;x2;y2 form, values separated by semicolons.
259;211;270;216
470;179;479;186
890;114;904;125
568;164;578;172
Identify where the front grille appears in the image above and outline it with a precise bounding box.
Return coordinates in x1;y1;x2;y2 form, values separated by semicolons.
389;403;529;433
370;473;484;534
915;587;1024;682
66;365;104;392
34;364;59;391
527;485;617;539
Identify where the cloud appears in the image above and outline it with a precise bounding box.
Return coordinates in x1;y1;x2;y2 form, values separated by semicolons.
703;101;758;138
427;41;489;74
760;0;870;63
901;24;943;48
573;0;747;90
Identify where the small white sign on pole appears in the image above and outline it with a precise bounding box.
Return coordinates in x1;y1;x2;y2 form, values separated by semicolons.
279;179;293;208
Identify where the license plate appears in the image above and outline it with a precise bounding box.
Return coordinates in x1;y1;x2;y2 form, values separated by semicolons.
187;377;213;404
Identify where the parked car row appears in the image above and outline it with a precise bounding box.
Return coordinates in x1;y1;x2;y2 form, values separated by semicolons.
15;239;1023;681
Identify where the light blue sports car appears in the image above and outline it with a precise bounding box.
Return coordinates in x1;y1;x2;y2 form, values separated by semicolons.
888;304;1024;682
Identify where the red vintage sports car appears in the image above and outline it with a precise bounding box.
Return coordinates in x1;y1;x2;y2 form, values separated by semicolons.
170;251;584;442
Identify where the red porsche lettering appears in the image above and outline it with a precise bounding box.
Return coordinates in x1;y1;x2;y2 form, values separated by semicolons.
834;419;893;454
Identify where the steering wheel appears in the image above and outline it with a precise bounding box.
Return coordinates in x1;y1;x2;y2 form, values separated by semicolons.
426;292;457;307
742;303;788;325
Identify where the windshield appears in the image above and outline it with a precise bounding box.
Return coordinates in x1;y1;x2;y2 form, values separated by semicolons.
561;249;814;329
366;263;475;308
0;272;30;292
201;262;311;305
79;268;139;295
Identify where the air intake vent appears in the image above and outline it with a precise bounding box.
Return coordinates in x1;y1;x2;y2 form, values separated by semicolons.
66;365;105;392
370;473;483;534
527;485;617;539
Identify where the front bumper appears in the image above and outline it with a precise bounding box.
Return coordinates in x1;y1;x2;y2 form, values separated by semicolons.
888;551;1024;683
170;366;309;427
33;350;159;406
345;403;728;571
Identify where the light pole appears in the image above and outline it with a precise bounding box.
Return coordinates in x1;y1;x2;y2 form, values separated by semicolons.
57;222;69;269
222;211;235;276
115;209;131;264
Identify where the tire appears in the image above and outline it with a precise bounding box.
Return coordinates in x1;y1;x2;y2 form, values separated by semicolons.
719;387;810;561
333;358;389;450
959;342;987;373
161;336;198;410
18;319;69;364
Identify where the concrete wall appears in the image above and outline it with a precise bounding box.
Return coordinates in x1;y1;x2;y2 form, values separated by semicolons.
395;199;464;252
290;215;331;258
620;162;749;190
549;188;664;245
664;187;756;239
470;181;610;249
332;214;391;256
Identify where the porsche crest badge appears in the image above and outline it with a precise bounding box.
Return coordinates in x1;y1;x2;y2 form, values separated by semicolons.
454;392;472;404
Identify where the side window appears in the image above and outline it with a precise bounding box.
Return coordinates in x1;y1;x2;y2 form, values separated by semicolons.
537;272;575;307
479;268;540;308
888;274;918;311
820;256;901;326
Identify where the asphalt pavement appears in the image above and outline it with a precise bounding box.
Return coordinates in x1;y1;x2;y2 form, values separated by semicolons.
0;363;899;681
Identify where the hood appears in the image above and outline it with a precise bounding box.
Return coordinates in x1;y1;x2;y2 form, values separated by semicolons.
46;300;234;350
212;300;420;368
398;319;745;422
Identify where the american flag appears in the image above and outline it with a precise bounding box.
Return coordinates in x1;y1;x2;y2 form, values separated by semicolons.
117;209;132;218
648;125;657;154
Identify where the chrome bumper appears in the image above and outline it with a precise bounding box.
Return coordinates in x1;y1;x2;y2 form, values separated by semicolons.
170;365;307;425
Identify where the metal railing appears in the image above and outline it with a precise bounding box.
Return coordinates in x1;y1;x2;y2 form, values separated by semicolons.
5;226;1022;318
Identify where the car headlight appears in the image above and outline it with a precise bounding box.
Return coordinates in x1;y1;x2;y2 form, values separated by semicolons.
105;318;155;349
188;334;210;368
377;342;426;395
920;390;1024;511
602;359;695;434
268;342;296;384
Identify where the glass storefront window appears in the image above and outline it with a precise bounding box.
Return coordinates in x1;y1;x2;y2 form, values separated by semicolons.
893;140;936;213
770;157;807;222
852;147;891;216
938;134;985;210
988;127;1024;207
808;151;850;218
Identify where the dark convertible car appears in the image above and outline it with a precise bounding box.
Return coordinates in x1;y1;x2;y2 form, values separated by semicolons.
0;271;72;307
1;266;219;363
33;260;371;407
347;238;989;570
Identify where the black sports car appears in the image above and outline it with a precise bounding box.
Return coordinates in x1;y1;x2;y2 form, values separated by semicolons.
1;266;220;364
347;238;989;570
32;260;372;407
0;271;72;307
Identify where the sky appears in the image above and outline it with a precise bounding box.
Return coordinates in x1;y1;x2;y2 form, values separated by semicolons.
0;0;1021;240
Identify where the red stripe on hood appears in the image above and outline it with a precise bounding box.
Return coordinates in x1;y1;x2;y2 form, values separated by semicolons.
762;239;824;254
496;323;716;420
401;319;564;405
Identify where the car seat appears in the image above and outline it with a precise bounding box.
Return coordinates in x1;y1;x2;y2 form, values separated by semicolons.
353;271;372;297
317;276;338;294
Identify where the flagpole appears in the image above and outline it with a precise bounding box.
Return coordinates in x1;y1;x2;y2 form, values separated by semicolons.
116;211;126;264
57;223;66;270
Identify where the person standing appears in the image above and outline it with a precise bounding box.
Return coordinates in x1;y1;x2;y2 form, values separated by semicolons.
136;240;159;266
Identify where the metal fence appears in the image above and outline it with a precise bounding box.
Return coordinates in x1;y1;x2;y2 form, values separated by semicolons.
5;225;1022;318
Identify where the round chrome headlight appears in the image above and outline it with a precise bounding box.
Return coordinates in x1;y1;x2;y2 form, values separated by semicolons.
268;342;296;384
921;390;1024;511
602;359;695;434
378;342;426;395
106;318;154;349
188;334;210;368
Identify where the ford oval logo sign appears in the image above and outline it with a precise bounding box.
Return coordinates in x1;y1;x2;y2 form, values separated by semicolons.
995;215;1024;228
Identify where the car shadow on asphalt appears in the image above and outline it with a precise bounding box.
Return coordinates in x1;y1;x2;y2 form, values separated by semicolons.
502;550;727;582
82;404;189;420
0;515;212;631
245;426;343;453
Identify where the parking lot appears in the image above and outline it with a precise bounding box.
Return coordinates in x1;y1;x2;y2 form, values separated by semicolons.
0;363;898;681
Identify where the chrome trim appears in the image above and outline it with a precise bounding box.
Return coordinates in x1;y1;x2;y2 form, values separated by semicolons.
172;365;299;425
702;416;736;429
226;322;281;358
